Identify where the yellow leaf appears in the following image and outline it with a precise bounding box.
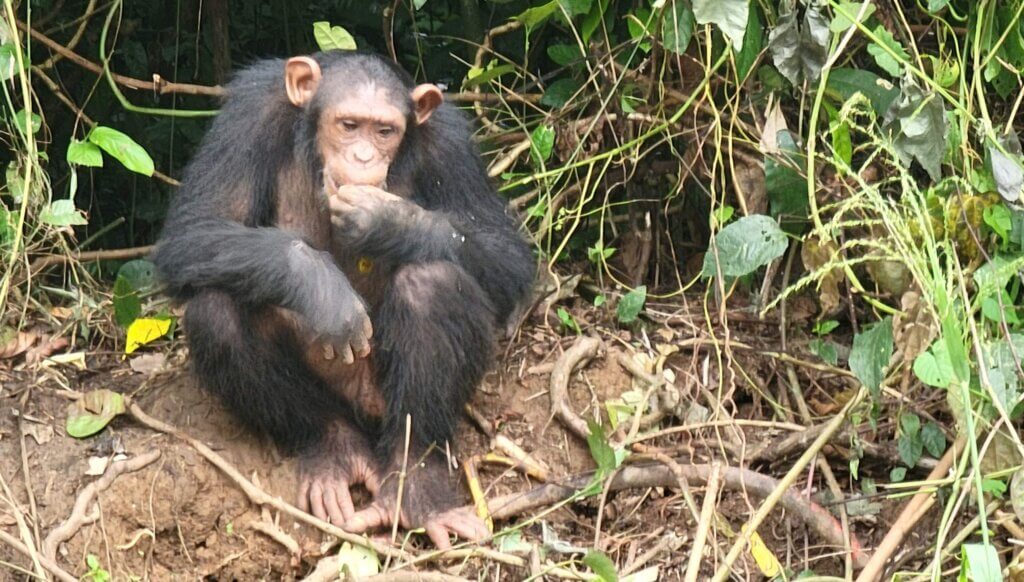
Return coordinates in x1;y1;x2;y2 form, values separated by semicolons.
125;318;171;354
742;524;782;577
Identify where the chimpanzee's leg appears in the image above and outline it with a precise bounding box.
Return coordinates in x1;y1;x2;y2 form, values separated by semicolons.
184;290;379;524
344;262;495;547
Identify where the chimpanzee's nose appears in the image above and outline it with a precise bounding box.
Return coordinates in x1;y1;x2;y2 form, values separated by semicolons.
354;143;375;163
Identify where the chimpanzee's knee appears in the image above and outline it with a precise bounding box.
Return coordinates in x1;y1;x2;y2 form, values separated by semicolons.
390;261;495;324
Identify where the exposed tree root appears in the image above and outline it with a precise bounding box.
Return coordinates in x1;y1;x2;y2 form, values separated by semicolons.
548;336;602;440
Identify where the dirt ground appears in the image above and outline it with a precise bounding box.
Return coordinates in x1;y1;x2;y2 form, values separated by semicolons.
0;313;935;581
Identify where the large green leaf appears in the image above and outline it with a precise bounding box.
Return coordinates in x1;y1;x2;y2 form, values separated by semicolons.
66;390;126;438
768;2;828;85
735;4;763;80
883;77;947;181
988;132;1024;203
312;21;357;51
827;68;899;115
88;126;154;177
67;140;104;167
39;199;88;227
113;275;142;328
849;317;893;402
765;129;809;221
867;25;909;77
661;1;696;55
692;0;748;50
701;215;788;278
616;286;647;323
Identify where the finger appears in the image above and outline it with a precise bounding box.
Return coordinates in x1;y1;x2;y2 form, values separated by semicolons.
445;514;489;542
297;480;311;513
425;521;453;551
338;342;354;365
334;482;356;522
323;485;347;526
352;328;371;358
362;315;374;340
310;482;328;521
344;504;390;533
364;472;381;496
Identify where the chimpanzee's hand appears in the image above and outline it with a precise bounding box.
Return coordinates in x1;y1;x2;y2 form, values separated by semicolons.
328;185;420;243
342;453;489;549
287;241;373;363
298;422;381;526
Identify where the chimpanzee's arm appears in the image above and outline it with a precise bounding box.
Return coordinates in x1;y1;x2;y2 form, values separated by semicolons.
153;220;366;339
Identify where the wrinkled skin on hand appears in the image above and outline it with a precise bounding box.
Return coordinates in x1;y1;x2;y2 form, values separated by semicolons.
327;184;422;242
298;423;381;526
342;452;489;549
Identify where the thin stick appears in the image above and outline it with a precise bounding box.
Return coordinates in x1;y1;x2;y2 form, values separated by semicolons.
684;462;722;582
549;336;602;440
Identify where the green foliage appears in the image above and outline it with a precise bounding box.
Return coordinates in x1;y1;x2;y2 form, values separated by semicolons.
616;286;647;323
83;554;111;582
88;126;155;176
849;318;893;404
313;21;357;51
702;215;788;278
583;550;618;582
66;390;126;438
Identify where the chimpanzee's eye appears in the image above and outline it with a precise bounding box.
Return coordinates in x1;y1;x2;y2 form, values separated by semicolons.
340;120;358;131
378;126;395;138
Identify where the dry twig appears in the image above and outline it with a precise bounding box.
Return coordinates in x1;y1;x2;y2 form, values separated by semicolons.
549;336;602;440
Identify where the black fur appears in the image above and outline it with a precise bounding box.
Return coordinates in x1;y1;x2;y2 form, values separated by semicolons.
152;52;534;463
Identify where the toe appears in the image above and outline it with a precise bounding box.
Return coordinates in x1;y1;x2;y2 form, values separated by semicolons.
345;503;390;533
309;482;328;521
425;521;452;550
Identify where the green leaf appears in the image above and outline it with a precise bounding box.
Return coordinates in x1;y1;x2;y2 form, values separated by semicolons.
982;334;1024;411
530;125;556;167
547;44;581;66
583;550;619;582
517;1;559;29
701;215;788;278
988;133;1024;203
889;466;907;482
735;4;763;80
67;140;103;167
557;307;581;335
883;77;947;181
830;2;875;33
39;199;88;227
0;207;14;246
981;291;1020;325
616;285;647;323
927;0;950;12
312;21;357;51
413;0;428;9
117;259;158;293
661;1;695;55
900;413;921;438
558;0;592;16
66;389;126;438
809;338;839;366
541;77;582;108
813;320;840;335
982;478;1007;497
827;68;899;115
921;422;946;458
984;204;1013;242
913;338;954;388
113;275;142;328
961;544;1001;582
0;44;17;82
765;130;808;220
768;2;828;85
587;243;616;263
849;317;893;402
13;109;41;135
594;294;607;308
867;26;909;77
88;126;154;176
897;434;923;467
586;419;617;476
692;0;748;50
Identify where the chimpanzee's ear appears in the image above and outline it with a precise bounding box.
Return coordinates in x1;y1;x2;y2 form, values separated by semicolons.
411;84;443;125
285;57;322;107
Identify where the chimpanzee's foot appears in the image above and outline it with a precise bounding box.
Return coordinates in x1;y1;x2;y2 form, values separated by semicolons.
297;422;380;526
342;454;489;549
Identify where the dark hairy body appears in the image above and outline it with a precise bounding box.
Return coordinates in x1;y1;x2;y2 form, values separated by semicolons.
151;51;534;547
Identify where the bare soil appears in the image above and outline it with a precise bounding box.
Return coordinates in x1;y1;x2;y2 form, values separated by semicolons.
0;316;917;581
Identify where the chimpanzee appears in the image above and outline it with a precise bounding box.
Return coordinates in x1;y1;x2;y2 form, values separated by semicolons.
151;51;534;548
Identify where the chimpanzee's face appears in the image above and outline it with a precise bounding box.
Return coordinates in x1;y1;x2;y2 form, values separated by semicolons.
318;83;407;189
282;56;444;195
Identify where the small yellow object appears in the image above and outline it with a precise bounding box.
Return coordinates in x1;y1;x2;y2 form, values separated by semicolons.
357;256;373;273
125;318;172;355
741;524;783;577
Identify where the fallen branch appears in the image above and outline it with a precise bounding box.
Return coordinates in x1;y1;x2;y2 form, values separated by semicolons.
549;336;602;440
854;435;966;582
0;529;77;582
483;461;867;568
30;245;154;272
43;449;162;561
